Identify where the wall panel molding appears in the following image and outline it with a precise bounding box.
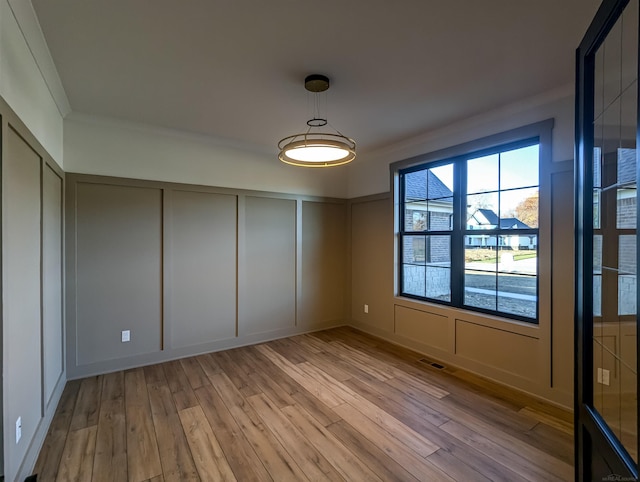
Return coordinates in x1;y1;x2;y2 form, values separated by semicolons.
65;173;348;379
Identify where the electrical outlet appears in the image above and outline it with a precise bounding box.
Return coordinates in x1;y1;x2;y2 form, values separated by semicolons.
16;416;21;444
121;330;130;342
364;304;369;314
602;369;610;386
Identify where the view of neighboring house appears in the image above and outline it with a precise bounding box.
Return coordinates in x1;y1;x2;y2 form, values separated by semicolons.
404;170;536;260
466;207;536;250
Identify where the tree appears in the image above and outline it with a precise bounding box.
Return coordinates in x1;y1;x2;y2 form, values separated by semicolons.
515;191;539;228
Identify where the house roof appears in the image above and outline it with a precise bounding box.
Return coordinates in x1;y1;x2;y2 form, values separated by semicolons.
475;208;499;225
469;209;530;229
500;218;530;229
405;170;453;202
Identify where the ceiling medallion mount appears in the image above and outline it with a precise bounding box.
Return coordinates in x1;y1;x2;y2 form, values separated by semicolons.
278;74;356;167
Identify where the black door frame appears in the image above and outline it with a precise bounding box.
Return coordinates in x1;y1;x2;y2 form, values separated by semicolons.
575;0;639;480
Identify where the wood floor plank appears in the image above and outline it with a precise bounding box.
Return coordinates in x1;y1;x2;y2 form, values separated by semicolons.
247;367;297;409
195;384;272;481
195;353;223;380
255;344;344;407
179;405;237;481
524;421;574;465
210;350;261;397
281;403;383;481
440;419;570;482
320;341;391;381
297;362;440;457
333;403;452;481
247;393;344;481
125;369;163;482
209;371;309;482
427;448;493;482
180;356;211;390
289;334;325;353
144;363;167;385
326;420;420;482
34;380;81;481
343;377;529;482
101;371;124;402
162;360;199;410
147;382;199;482
37;328;575;482
247;345;340;425
70;376;103;431
346;375;449;428
92;399;128;482
56;426;97;482
519;406;574;435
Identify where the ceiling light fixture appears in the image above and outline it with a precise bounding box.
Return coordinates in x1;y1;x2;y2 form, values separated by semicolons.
278;74;356;167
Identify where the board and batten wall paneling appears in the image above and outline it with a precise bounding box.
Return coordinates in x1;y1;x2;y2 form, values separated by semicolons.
299;201;347;329
166;190;237;348
551;168;574;399
42;164;64;409
350;196;395;332
3;126;43;480
75;182;163;366
242;196;296;336
394;305;449;352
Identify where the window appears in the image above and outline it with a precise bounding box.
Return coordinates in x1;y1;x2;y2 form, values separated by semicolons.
398;134;543;323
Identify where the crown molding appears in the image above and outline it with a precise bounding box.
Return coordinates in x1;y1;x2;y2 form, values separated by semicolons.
7;0;71;117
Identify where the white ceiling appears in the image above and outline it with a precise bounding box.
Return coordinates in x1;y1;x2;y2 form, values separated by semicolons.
31;0;601;157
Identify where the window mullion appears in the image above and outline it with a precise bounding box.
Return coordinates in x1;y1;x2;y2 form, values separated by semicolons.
451;159;466;306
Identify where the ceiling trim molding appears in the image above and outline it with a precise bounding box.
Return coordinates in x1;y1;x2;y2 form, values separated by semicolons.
7;0;71;117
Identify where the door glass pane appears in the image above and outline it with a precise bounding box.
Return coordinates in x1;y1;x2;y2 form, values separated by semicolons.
591;5;638;462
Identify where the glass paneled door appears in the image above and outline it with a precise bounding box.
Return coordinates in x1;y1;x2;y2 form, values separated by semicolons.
576;0;639;479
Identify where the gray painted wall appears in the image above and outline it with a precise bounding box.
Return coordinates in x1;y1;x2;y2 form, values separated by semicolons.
66;174;348;379
3;126;42;481
242;196;297;336
75;183;162;365
166;190;237;348
2;101;65;482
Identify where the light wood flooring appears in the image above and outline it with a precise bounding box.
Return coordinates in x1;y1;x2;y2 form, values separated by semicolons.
34;327;574;481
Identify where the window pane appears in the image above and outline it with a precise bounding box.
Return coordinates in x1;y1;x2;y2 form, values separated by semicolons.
498;237;538;275
464;238;497;310
402;235;451;300
405;203;427;231
425;235;451;300
497;273;537;318
616;90;636;231
399;137;541;322
465;270;497;311
425;235;450;265
467;193;499;230
617;187;636;229
501;187;539;228
403;236;425;264
404;171;427;202
403;264;425;297
430;164;454;194
426;266;451;301
593;234;602;317
467;154;499;194
428;197;453;231
500;144;539;190
619;235;636;316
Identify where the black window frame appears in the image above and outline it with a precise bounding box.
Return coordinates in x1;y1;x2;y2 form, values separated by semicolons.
394;120;553;324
